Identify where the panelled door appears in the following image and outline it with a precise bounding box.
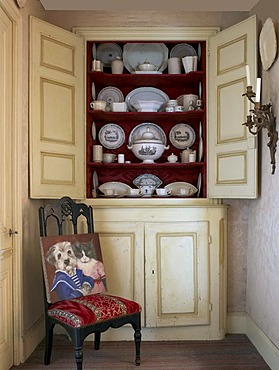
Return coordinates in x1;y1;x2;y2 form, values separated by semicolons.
208;15;258;198
0;1;21;368
29;17;85;199
145;221;210;327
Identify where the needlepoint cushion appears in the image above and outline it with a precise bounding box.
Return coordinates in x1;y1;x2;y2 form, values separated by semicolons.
47;294;141;328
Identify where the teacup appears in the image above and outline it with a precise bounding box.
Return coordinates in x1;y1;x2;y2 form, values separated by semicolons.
156;188;170;196
129;188;140;195
103;188;115;196
103;153;116;163
90;100;107;111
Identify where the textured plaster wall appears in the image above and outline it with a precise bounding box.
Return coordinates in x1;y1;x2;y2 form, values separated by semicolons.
246;1;279;347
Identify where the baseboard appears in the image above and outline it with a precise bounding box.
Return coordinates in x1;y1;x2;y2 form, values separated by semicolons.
21;315;45;362
226;312;246;333
246;315;279;370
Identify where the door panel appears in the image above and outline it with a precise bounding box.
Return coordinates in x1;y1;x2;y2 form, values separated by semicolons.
145;222;210;327
29;17;85;199
208;15;258;198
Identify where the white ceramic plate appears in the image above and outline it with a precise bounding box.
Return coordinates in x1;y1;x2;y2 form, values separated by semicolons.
91;121;96;140
133;174;162;188
96;43;122;67
169;123;196;149
259;17;277;71
123;43;168;73
125;87;169;112
97;86;124;111
128;122;167;146
99;182;132;196
91;82;96;101
198;121;203;162
170;43;197;58
196;173;202;198
164;182;198;197
98;123;125;150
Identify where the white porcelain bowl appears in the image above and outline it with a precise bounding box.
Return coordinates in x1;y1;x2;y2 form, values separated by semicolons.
131;100;164;112
137;62;157;71
128;140;169;163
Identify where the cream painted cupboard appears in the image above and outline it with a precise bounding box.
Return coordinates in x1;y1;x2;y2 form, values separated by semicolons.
87;199;227;340
29;16;257;340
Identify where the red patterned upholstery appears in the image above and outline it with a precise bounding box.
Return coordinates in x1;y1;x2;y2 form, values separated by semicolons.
48;294;141;328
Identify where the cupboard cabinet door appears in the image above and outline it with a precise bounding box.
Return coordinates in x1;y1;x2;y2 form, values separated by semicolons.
145;221;210;327
208;15;258;198
29;17;85;199
93;221;145;313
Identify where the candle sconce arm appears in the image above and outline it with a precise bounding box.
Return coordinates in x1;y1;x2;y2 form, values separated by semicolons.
242;87;278;174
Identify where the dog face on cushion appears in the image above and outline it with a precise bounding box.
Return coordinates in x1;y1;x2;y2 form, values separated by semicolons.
46;241;77;276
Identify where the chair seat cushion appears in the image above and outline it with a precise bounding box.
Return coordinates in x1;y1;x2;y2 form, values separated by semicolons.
47;294;141;328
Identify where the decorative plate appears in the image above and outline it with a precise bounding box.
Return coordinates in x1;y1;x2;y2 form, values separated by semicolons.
133;174;162;188
99;182;132;196
164;182;198;197
123;43;168;73
125;87;169;112
259;17;277;71
96;43;122;67
128;122;167;146
169;123;196;149
170;43;197;59
97;86;124;111
98;123;125;150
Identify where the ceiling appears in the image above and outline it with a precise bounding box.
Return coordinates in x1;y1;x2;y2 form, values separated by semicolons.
39;0;260;11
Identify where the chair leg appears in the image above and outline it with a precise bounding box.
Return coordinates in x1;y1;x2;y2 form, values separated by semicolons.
134;328;141;366
44;322;54;365
94;332;101;350
74;346;83;370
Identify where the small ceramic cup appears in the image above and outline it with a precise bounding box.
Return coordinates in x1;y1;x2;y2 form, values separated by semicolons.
103;188;115;196
129;188;140;195
156;188;170;196
103;153;116;163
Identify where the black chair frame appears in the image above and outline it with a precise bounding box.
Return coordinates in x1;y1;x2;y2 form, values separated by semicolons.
38;196;141;369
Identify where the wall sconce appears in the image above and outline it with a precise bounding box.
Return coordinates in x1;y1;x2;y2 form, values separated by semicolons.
242;83;278;174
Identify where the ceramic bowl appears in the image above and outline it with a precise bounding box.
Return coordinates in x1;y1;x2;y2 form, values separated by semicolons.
137;60;157;71
131;100;164;112
103;153;116;163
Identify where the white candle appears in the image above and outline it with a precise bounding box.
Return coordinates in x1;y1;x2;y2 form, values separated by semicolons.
256;78;261;102
246;65;251;86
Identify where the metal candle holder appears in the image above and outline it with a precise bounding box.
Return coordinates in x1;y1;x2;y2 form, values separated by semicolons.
243;86;278;174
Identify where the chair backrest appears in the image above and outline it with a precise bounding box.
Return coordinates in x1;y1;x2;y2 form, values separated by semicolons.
39;196;94;237
39;197;107;304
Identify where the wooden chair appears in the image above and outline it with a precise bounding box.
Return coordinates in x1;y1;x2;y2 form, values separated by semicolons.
38;196;141;370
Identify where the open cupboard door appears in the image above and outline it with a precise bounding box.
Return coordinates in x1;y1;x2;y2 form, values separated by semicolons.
29;17;85;199
208;16;258;198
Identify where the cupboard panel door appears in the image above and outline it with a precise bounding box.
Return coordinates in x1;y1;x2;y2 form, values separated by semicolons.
145;221;210;327
208;15;258;198
29;17;85;199
94;221;145;319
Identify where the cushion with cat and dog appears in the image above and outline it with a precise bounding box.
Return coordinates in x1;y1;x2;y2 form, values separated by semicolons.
40;233;107;304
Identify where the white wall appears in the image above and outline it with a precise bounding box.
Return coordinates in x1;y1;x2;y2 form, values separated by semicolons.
246;1;279;348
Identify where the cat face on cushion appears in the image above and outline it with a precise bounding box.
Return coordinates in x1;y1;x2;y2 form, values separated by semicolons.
72;240;98;264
